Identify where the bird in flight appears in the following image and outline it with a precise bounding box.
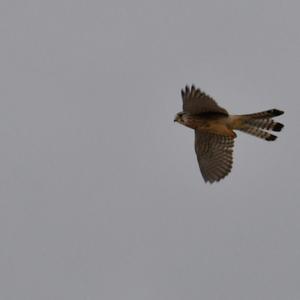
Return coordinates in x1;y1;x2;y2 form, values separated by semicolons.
174;85;284;183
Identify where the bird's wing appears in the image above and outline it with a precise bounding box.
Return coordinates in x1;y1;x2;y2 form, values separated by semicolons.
194;130;234;183
182;85;228;115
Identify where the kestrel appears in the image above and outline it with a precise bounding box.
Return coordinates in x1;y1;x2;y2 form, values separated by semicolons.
174;85;284;183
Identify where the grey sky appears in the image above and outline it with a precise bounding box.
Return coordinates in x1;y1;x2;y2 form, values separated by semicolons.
0;1;299;299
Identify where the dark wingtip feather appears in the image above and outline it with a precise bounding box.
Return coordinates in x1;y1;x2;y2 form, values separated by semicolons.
273;122;284;132
266;134;277;141
270;109;284;117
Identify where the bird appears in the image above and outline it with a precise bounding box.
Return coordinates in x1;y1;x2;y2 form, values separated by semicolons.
174;85;284;183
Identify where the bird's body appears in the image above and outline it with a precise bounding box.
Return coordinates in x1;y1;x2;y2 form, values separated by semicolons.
178;113;237;138
174;85;284;183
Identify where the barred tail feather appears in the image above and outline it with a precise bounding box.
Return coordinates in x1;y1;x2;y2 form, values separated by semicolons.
234;108;284;141
242;109;284;119
238;125;278;141
245;119;284;132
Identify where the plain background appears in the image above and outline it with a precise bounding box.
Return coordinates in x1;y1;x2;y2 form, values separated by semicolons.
0;1;299;299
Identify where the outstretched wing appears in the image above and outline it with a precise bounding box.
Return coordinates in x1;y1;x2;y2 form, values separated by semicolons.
194;130;234;183
182;85;228;115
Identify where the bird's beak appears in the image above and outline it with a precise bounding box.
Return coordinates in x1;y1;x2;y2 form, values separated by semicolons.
174;115;179;122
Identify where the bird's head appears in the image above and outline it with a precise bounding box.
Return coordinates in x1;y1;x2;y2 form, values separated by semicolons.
174;112;185;125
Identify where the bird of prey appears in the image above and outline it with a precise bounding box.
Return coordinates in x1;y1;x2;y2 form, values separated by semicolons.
174;85;284;183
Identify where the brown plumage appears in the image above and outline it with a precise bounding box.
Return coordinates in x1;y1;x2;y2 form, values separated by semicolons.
174;85;284;183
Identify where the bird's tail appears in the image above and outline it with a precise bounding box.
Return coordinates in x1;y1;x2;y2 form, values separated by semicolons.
233;109;284;141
